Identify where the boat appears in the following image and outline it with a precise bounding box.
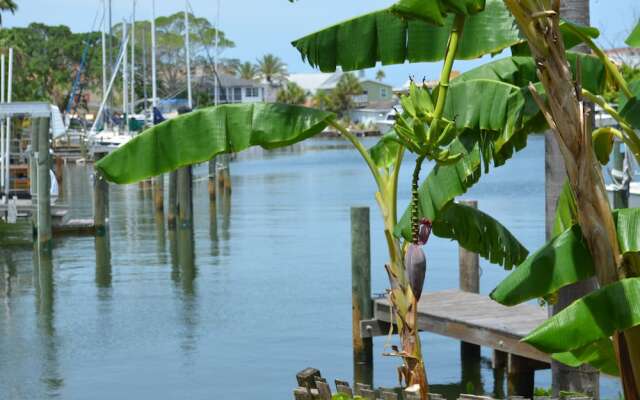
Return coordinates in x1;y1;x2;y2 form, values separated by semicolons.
375;108;400;134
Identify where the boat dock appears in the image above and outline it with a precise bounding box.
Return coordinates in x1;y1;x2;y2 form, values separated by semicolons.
349;206;550;399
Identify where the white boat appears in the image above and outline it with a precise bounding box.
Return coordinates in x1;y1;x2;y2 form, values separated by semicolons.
375;108;400;134
91;128;132;154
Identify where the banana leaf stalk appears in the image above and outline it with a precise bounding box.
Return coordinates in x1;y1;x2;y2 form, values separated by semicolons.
501;0;640;397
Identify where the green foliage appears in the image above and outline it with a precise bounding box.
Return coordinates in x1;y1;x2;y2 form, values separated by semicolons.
325;73;363;116
96;103;333;184
375;69;386;82
257;53;288;84
277;82;307;105
626;20;640;48
391;0;485;26
235;61;259;81
490;225;595;306
291;0;524;72
0;0;17;25
552;339;620;377
524;278;640;354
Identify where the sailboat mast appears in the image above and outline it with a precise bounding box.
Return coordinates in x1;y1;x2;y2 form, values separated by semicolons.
142;22;148;124
185;3;192;109
130;0;136;117
101;1;108;128
122;20;128;131
214;0;220;107
151;0;158;115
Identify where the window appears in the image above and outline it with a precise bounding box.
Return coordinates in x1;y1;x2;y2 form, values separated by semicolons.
245;87;260;97
234;87;242;102
380;87;388;98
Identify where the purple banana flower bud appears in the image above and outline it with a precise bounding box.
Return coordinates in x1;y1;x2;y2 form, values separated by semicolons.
418;219;432;245
405;244;427;301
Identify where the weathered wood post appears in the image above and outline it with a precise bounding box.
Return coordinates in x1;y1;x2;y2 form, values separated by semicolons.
168;171;177;229
507;355;535;398
217;154;231;193
459;200;480;360
351;206;373;386
612;140;629;209
208;157;217;202
176;166;193;229
93;155;109;236
95;234;112;288
30;118;38;199
35;117;52;251
153;175;164;214
458;201;482;394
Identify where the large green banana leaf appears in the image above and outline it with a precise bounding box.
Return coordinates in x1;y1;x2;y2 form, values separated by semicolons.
491;208;640;306
291;0;523;72
626;21;640;47
489;225;594;306
523;277;640;354
390;0;485;26
619;79;640;131
433;201;528;268
452;52;607;95
552;338;620;377
96;103;334;184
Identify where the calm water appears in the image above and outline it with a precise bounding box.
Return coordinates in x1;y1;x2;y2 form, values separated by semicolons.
0;136;622;399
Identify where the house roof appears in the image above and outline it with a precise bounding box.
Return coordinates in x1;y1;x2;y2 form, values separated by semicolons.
203;73;264;88
604;47;640;67
288;72;339;93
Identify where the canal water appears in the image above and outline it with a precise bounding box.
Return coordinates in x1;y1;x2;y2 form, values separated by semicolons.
0;136;622;399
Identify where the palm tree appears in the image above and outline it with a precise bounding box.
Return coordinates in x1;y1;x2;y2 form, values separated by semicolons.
0;0;17;25
257;54;287;84
235;61;259;81
329;72;362;116
276;82;306;105
375;69;386;82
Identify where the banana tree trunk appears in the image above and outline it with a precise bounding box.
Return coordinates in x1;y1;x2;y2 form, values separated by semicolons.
548;1;599;397
502;1;640;398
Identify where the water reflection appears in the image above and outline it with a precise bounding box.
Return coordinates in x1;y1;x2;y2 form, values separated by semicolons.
33;249;64;395
95;235;112;289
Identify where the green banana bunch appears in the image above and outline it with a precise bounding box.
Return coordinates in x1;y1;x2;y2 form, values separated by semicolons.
394;81;463;166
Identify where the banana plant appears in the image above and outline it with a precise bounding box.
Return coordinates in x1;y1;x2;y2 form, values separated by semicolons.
95;1;638;398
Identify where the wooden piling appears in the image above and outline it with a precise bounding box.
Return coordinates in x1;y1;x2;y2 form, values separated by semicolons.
93;156;109;236
208;157;217;202
35;117;52;250
176;166;193;229
459;200;481;362
95;234;112;288
168;171;177;229
507;355;535;398
217;154;231;193
153;175;164;214
351;206;373;386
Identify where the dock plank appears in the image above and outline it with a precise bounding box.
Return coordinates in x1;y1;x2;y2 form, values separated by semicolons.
373;289;550;363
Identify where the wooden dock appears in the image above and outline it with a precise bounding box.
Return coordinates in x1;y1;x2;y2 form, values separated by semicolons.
366;289;550;364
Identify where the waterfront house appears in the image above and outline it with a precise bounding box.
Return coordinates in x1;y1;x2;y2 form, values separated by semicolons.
201;73;267;104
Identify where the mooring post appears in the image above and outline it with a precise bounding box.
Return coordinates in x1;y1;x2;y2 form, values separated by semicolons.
35;117;52;250
168;171;177;229
94;154;109;236
459;200;481;361
217;154;231;193
351;206;373;386
153;174;164;214
208;157;217;202
176;166;193;229
507;354;535;398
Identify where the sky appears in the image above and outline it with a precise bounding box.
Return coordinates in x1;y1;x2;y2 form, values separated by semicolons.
3;0;639;87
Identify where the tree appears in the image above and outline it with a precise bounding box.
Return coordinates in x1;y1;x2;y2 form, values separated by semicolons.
235;61;259;81
276;81;306;105
257;54;287;84
0;0;17;25
328;73;362;116
375;69;386;82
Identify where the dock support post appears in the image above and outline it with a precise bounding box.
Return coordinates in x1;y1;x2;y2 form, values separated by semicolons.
153;175;164;214
94;170;109;236
217;154;231;193
168;171;177;229
208;157;217;203
459;200;481;362
507;355;535;398
351;206;373;386
35;117;52;251
177;166;193;229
